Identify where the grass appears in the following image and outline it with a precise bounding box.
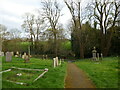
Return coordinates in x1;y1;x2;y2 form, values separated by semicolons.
74;57;119;88
2;56;67;88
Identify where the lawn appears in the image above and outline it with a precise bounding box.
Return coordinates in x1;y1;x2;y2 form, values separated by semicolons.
2;56;67;88
74;57;119;88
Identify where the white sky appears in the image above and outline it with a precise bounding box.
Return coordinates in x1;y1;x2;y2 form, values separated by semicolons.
0;0;90;33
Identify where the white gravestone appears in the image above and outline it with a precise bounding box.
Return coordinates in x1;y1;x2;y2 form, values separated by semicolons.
56;57;59;66
53;58;56;68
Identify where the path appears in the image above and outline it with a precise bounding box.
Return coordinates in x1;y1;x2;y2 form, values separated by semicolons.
65;62;96;88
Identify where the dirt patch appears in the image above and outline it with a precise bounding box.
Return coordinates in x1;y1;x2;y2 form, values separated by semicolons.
65;62;96;88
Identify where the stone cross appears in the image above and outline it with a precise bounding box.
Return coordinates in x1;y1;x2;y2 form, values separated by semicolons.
6;52;12;62
92;47;97;61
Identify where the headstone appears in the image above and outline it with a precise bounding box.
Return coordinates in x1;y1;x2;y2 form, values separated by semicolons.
56;57;59;66
42;55;45;60
22;55;24;59
59;59;61;65
45;55;48;59
97;53;99;61
1;52;4;56
101;53;103;60
16;51;19;55
11;52;14;56
15;55;18;57
53;58;56;68
0;51;4;56
62;59;64;62
24;55;30;63
6;52;12;62
24;52;27;56
92;47;97;61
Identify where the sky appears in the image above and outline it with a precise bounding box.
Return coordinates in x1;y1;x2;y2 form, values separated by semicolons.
0;0;90;35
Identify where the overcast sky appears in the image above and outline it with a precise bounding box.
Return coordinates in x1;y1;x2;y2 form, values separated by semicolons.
0;0;90;32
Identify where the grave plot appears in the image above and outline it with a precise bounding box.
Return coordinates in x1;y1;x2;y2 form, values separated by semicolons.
2;67;48;85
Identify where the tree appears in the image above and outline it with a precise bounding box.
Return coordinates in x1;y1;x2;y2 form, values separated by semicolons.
90;0;120;56
9;28;21;39
0;24;9;51
40;0;62;56
64;0;86;58
22;13;35;49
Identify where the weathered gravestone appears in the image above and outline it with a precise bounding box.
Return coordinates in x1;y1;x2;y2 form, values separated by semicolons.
97;53;99;61
11;52;14;56
6;52;12;62
45;55;48;59
53;58;56;68
59;59;61;65
0;51;4;56
56;57;59;66
24;55;30;63
15;51;19;57
100;53;103;60
42;55;45;60
22;52;27;59
92;47;97;61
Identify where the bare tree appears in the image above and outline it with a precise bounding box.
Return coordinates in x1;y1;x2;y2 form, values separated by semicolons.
90;0;120;56
0;24;9;51
22;13;35;46
64;0;85;58
40;0;62;56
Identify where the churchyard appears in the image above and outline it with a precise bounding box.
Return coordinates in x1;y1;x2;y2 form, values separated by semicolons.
0;51;119;88
0;0;119;89
1;56;67;88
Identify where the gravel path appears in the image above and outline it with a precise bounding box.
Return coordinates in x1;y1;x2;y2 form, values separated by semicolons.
65;62;96;88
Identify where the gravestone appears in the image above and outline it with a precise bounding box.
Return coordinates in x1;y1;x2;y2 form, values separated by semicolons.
97;53;99;61
11;52;14;56
56;57;59;66
92;47;97;61
22;55;24;59
24;55;30;63
42;55;45;60
15;55;18;57
6;52;12;62
16;51;19;55
0;51;4;56
59;59;61;65
45;55;48;59
53;58;56;68
1;52;4;56
101;53;103;60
